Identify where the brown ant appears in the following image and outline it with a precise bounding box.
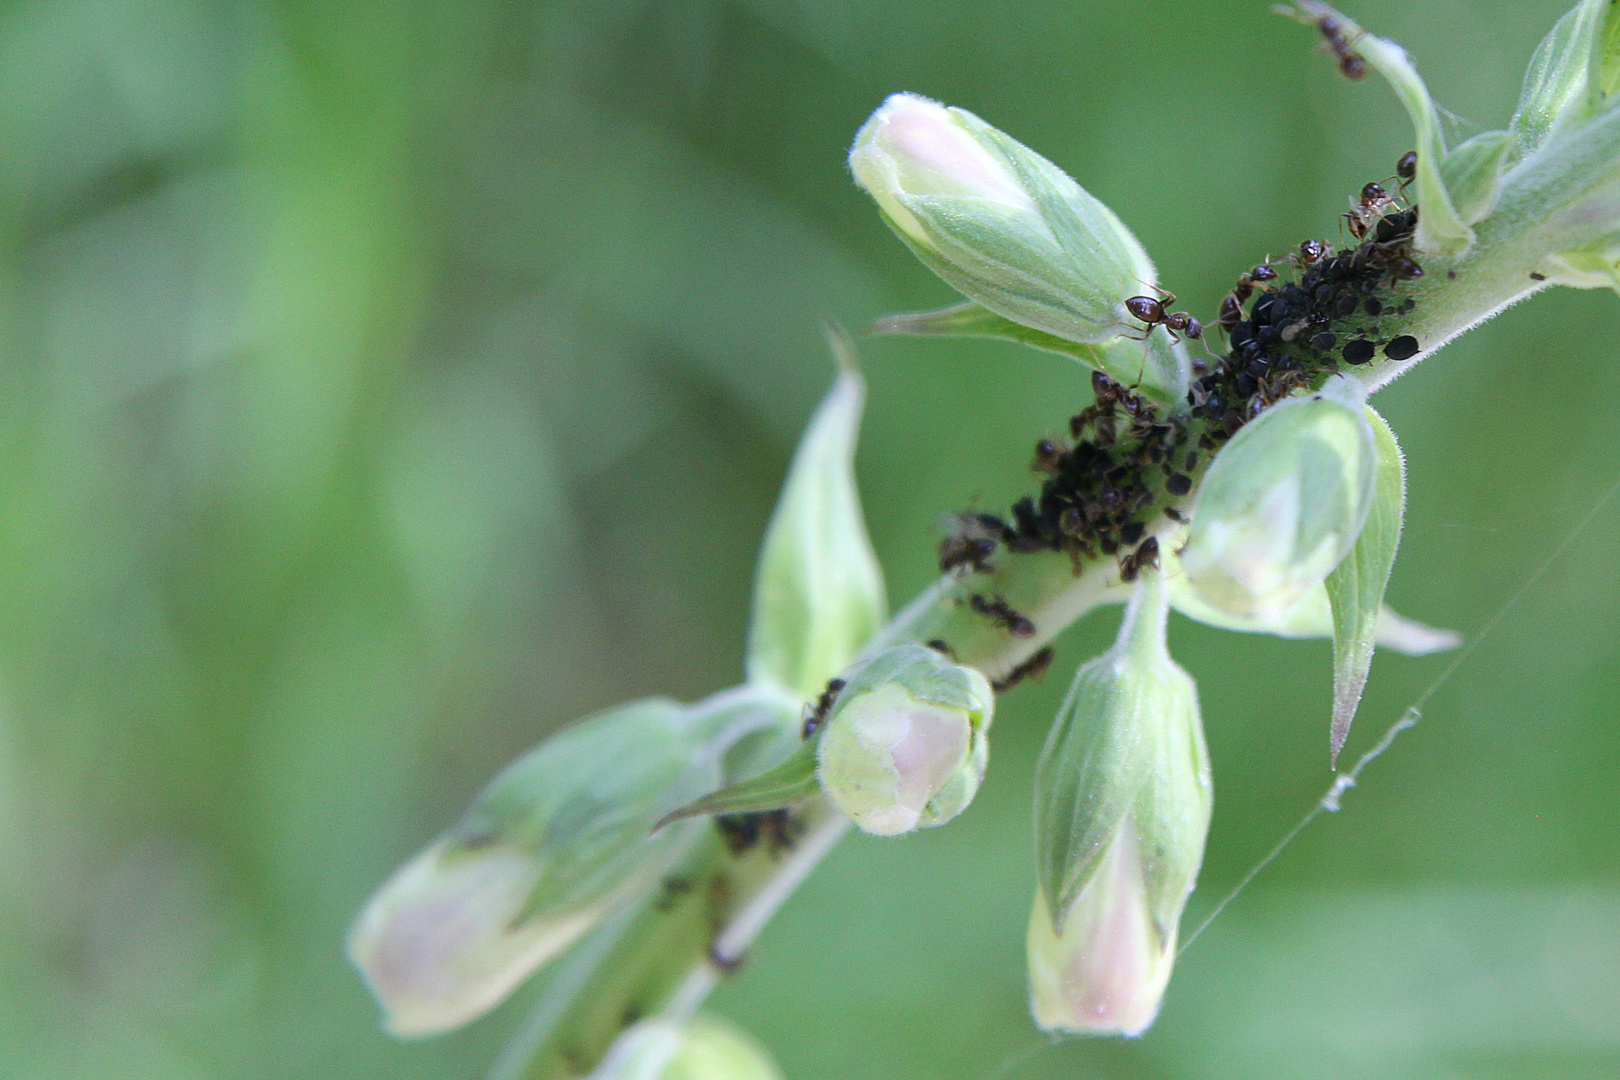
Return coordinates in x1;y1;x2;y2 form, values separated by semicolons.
1118;536;1160;582
1295;238;1329;268
1286;3;1367;79
1032;438;1067;474
991;646;1055;694
1394;150;1417;194
1125;286;1203;343
801;677;846;738
939;513;1011;574
1344;181;1403;239
969;593;1036;638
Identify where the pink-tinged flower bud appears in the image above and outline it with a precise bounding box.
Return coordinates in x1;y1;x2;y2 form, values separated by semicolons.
815;644;993;836
1028;576;1210;1035
1026;833;1172;1036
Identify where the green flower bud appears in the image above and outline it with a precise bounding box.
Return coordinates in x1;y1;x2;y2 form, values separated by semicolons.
849;94;1184;399
1029;577;1210;1036
349;691;787;1037
592;1016;784;1080
815;644;993;837
1180;377;1376;622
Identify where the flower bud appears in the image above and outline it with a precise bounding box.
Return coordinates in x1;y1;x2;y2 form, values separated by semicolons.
591;1016;784;1080
1180;378;1376;622
1029;577;1210;1035
348;695;762;1037
815;644;993;836
848;94;1159;352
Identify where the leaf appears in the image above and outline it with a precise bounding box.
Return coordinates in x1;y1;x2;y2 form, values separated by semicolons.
1597;0;1620;100
1512;0;1610;153
652;739;821;830
745;328;887;699
1439;130;1518;225
1325;406;1406;765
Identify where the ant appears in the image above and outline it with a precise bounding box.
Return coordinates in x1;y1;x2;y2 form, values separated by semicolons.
1118;536;1160;582
801;677;846;738
1394;150;1417;193
1032;437;1067;474
969;593;1036;638
1124;286;1203;343
939;513;1011;574
1287;3;1367;79
1294;238;1329;268
991;646;1055;694
1345;181;1404;239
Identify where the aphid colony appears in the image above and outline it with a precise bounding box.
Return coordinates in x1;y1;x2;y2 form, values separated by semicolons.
943;158;1426;645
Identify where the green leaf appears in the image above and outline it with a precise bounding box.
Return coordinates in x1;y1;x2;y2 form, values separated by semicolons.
1512;0;1611;154
1325;406;1406;765
745;328;887;698
1440;130;1518;225
653;739;821;830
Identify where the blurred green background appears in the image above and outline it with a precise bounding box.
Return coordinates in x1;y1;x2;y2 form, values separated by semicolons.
1;0;1616;1077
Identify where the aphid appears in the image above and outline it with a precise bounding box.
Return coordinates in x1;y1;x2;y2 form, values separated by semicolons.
969;593;1037;638
991;646;1056;694
1165;473;1192;495
1164;506;1186;523
801;677;847;739
1342;338;1376;364
1383;334;1420;361
1118;536;1161;582
715;809;796;857
1125;287;1202;342
925;638;956;658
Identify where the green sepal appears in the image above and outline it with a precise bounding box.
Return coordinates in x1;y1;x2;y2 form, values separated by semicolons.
745;329;887;699
1513;0;1611;153
870;301;1181;401
1160;541;1457;655
871;301;1113;364
1440;130;1518;225
1325;406;1406;765
1538;246;1620;293
652;739;821;830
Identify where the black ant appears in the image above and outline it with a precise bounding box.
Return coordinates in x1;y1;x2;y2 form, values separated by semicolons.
1125;286;1203;343
801;677;846;738
1118;536;1160;582
991;646;1055;694
969;593;1036;638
